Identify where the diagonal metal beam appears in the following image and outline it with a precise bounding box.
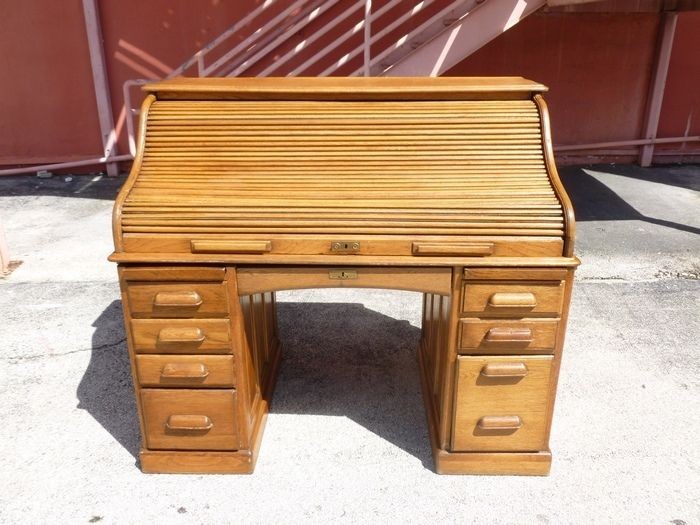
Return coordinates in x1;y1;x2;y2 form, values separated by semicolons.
82;0;119;176
228;0;338;77
639;12;678;167
382;0;545;77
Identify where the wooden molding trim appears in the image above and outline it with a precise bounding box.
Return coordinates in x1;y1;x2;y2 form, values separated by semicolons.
533;94;576;257
112;94;155;252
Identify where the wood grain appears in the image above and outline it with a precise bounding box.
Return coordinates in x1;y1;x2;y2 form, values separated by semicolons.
462;281;564;317
236;266;452;296
458;319;558;354
135;355;235;388
451;355;554;452
140;389;240;450
127;282;228;318
143;76;548;100
130;318;231;353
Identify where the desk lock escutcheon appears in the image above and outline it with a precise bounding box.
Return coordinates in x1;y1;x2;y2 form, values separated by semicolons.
331;241;360;253
328;269;358;280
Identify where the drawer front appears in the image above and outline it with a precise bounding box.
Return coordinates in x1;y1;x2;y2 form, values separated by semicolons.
130;319;231;354
462;282;564;317
136;355;235;388
141;389;239;450
236;266;452;296
452;356;553;452
458;319;558;354
127;283;228;318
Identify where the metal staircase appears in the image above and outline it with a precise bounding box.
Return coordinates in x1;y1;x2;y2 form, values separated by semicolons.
124;0;545;154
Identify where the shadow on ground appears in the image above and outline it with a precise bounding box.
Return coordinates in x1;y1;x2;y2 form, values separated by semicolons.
559;164;700;235
0;174;124;200
273;301;431;468
77;299;432;468
77;300;140;460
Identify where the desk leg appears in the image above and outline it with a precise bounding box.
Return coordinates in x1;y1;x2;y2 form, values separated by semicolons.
234;284;282;473
418;267;461;472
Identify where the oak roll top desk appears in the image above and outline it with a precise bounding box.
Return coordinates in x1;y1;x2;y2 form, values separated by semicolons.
110;77;578;475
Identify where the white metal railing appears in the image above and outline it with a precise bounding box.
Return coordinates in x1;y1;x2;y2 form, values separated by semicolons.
349;0;478;76
122;0;488;154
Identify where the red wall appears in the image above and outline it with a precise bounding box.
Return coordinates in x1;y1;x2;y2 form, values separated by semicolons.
1;2;699;170
0;1;102;164
655;12;700;162
445;12;662;163
99;0;262;160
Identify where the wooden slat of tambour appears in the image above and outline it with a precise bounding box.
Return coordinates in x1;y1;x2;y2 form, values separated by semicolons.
123;222;565;230
122;217;564;226
123;218;564;225
145;135;544;142
122;203;563;210
123;212;563;219
125;198;561;208
137;171;549;177
124;202;563;210
144;144;544;150
133;176;551;182
139;155;542;161
123;228;566;235
132;187;554;193
123;227;564;235
149;100;537;106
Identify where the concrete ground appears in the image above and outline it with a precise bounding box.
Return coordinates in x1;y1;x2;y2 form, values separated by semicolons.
0;164;698;524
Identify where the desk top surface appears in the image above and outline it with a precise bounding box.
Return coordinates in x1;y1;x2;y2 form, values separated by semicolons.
112;78;573;263
144;77;548;100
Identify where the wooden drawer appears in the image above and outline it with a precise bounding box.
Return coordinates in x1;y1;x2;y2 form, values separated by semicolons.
452;356;553;452
126;283;228;318
458;319;558;354
136;355;235;388
462;282;564;317
141;389;239;450
236;266;452;296
130;319;231;354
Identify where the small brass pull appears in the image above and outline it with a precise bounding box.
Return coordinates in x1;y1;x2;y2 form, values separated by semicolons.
157;327;206;344
484;327;533;344
480;362;528;378
165;415;213;432
153;291;203;308
477;415;522;430
488;292;537;308
329;269;358;280
161;363;209;379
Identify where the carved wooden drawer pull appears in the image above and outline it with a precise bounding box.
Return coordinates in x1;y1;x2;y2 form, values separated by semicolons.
166;415;214;432
488;292;537;308
157;327;206;344
153;291;203;308
161;363;210;379
484;327;533;344
412;242;494;256
480;362;529;378
191;240;272;254
477;415;523;430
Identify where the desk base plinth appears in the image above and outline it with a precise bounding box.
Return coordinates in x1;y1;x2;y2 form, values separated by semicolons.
140;449;257;475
